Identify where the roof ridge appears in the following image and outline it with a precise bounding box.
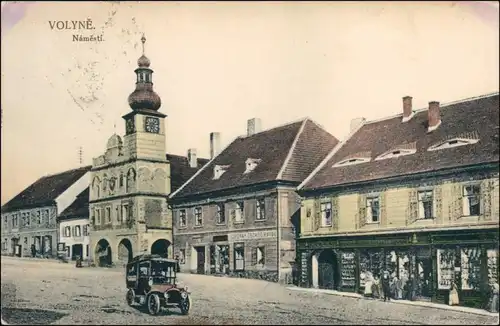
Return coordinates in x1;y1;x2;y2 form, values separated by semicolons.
41;165;92;179
365;92;500;126
237;117;307;139
297;118;366;190
276;118;309;180
169;135;238;199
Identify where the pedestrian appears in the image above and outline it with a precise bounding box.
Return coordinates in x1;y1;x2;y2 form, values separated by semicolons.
449;281;459;306
372;274;381;299
382;271;391;302
488;281;499;313
364;271;373;298
30;244;36;258
395;275;403;300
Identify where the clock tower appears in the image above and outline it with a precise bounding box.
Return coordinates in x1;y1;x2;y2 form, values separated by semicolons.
123;35;166;161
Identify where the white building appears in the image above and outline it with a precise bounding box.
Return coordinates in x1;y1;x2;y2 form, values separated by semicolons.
58;188;91;260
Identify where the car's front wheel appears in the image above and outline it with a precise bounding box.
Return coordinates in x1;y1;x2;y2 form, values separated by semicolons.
179;294;191;315
147;293;161;316
126;289;135;306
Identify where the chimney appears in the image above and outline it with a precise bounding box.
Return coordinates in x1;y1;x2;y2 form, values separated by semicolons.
210;132;221;159
427;101;441;132
247;118;262;136
402;96;413;122
187;148;197;168
350;117;366;133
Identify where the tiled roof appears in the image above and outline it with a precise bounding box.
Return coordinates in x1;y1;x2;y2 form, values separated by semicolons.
58;187;89;221
300;93;500;191
171;118;339;199
167;154;210;192
1;166;92;213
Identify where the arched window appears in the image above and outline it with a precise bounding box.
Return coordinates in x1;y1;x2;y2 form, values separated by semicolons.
126;168;136;193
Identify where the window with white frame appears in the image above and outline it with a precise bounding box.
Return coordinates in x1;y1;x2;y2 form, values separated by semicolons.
462;184;481;216
418;190;434;219
234;243;245;271
232;201;244;223
64;226;71;237
83;224;89;236
256;246;265;266
179;209;187;228
366;197;380;223
216;204;225;225
96;209;101;225
194;207;203;226
106;207;111;223
74;225;81;237
256;199;266;220
320;202;332;227
122;205;129;222
116;207;120;222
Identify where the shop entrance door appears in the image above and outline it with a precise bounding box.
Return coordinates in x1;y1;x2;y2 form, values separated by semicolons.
195;246;205;274
415;247;432;300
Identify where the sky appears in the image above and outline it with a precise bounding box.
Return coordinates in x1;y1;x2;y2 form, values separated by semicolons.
1;1;499;205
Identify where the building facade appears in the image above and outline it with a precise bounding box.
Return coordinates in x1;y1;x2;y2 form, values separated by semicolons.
88;36;207;267
58;188;91;260
170;118;339;283
1;166;91;258
296;93;500;309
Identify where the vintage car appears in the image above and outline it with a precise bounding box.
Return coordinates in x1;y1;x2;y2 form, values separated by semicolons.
125;254;191;315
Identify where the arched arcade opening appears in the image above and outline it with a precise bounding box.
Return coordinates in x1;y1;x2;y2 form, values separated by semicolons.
95;239;112;267
151;239;171;258
117;238;133;265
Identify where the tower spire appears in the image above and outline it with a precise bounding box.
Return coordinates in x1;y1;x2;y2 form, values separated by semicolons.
141;34;146;55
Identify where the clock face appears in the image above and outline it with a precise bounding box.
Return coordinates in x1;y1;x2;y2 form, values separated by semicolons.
145;117;160;134
126;118;135;134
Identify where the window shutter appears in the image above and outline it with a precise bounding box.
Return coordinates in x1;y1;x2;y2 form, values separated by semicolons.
313;198;321;231
251;247;258;265
265;196;276;220
450;184;463;221
380;192;388;227
434;187;443;223
357;194;367;228
407;190;418;225
480;180;493;220
331;197;339;230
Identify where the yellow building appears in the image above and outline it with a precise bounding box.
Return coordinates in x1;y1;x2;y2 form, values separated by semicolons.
296;93;499;309
89;36;207;266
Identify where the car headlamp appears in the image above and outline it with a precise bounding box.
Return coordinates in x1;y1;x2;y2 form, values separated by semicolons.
148;278;153;286
181;292;188;299
164;292;169;299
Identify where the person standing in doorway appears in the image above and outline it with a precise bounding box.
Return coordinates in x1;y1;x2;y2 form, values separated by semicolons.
382;271;391;302
449;281;460;306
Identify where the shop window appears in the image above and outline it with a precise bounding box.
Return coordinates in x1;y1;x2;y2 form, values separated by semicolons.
216;204;225;225
461;247;482;290
179;209;187;228
437;248;455;290
234;243;245;271
487;249;498;286
256;199;266;220
210;244;229;274
366;197;380;223
359;250;385;289
194;207;203;226
320;202;332;227
417;190;433;219
254;246;265;266
462;184;481;216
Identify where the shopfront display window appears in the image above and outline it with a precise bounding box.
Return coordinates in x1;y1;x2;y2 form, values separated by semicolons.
461;247;482;290
339;251;356;288
437;248;455;290
359;250;384;288
487;249;498;286
210;244;230;274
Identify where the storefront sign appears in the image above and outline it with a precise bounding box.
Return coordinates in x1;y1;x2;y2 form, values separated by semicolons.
340;238;408;247
229;230;277;242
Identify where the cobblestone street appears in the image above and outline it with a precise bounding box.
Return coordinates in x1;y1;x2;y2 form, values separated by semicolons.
1;257;498;325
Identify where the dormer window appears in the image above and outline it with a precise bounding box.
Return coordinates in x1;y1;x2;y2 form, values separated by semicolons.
428;137;479;152
332;157;371;168
375;148;417;161
213;164;230;180
244;158;262;174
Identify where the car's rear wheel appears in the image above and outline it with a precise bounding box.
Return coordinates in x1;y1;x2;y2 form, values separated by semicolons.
179;295;191;315
126;289;135;306
147;293;161;316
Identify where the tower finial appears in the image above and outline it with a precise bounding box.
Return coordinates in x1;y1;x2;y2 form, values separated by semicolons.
141;34;146;55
